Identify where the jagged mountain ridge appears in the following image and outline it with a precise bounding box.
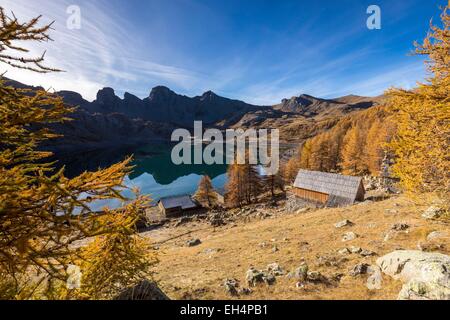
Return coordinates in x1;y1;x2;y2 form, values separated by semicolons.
273;93;384;117
3;79;175;152
49;80;383;127
3;77;384;151
61;85;269;127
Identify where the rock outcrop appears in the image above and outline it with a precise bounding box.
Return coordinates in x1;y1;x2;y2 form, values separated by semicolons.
342;232;357;242
335;219;354;228
422;206;445;220
377;250;450;300
114;280;170;300
366;265;383;290
273;94;378;116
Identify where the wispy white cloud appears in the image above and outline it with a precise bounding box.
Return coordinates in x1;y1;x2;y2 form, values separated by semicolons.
238;59;425;105
0;0;200;100
333;60;426;97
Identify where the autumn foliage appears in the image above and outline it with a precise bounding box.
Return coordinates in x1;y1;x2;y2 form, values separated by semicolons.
194;175;218;208
0;7;153;299
225;154;262;208
290;106;394;177
386;7;449;196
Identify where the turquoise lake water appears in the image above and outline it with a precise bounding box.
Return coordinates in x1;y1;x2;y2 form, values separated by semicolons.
67;142;229;211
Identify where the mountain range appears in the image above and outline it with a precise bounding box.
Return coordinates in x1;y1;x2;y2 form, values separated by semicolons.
4;78;383;154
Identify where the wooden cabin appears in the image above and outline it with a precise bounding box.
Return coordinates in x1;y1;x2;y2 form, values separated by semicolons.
292;170;365;207
158;195;201;218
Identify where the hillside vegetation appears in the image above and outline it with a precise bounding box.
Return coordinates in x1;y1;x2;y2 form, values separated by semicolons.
147;195;449;300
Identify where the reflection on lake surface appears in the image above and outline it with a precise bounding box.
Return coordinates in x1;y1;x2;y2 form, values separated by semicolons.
57;142;229;211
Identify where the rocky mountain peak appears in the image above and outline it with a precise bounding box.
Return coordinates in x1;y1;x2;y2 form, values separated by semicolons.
123;92;140;102
148;86;176;99
278;94;315;113
200;90;219;101
96;87;118;104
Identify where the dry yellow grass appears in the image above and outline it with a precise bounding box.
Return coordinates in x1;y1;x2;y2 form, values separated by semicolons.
144;196;449;300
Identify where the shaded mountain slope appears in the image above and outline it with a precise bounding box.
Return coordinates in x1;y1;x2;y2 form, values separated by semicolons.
3;77;384;152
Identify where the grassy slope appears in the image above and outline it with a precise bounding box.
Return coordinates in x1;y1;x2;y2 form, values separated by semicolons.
145;196;449;300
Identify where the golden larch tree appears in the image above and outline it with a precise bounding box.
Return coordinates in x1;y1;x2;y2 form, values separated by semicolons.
365;119;383;176
0;7;154;299
340;125;366;175
299;140;313;169
225;163;245;208
283;155;300;183
387;6;449;196
195;175;218;208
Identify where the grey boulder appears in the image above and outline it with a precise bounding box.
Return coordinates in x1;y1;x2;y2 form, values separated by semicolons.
377;250;450;300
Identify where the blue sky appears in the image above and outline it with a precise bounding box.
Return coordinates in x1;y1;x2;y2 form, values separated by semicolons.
1;0;446;104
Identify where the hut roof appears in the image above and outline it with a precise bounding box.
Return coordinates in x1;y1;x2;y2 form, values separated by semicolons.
293;170;363;205
159;195;198;210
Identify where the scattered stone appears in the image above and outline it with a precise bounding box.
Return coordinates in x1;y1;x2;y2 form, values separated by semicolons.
385;209;398;214
272;245;279;253
246;268;277;287
366;265;383;290
349;246;362;254
264;274;276;285
203;248;220;256
342;232;357;242
246;268;265;287
331;273;345;282
256;212;271;220
422;206;445;220
383;230;395;242
377;250;450;300
224;279;239;296
398;279;447;300
360;249;376;257
338;248;351;255
317;254;348;267
366;222;377;229
187;239;201;247
391;223;410;231
295;282;306;289
307;271;328;284
335;219;354;228
286;263;309;281
258;242;267;248
417;241;445;252
349;263;370;277
238;287;252;295
175;216;193;227
195;214;208;221
267;263;284;276
296;208;310;214
387;186;401;194
427;231;448;241
210;217;225;227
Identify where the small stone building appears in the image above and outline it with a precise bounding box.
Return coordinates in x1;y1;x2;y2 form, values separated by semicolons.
291;170;365;207
158;195;201;218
